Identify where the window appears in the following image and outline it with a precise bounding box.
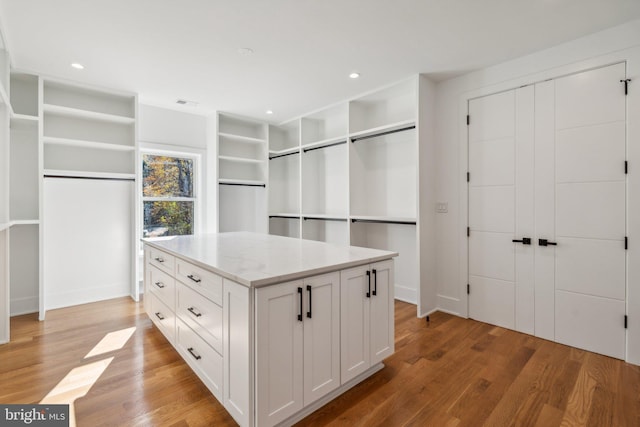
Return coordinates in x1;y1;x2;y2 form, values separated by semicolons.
142;153;196;238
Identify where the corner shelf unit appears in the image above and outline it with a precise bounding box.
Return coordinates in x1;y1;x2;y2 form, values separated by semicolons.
261;76;436;315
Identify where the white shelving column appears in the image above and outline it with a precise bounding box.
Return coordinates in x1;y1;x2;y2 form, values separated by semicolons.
0;46;10;343
9;72;40;316
217;112;268;233
40;79;138;317
268;119;301;238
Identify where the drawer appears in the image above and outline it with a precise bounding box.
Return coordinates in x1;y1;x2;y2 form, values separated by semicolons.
177;282;223;354
148;246;175;275
176;318;223;401
148;264;176;310
149;292;176;344
175;258;223;306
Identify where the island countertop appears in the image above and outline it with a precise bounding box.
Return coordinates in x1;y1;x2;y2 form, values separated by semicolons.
143;231;398;288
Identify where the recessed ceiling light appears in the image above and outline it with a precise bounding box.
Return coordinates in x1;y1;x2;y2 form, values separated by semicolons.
349;72;360;79
238;48;254;55
266;110;273;115
71;63;85;70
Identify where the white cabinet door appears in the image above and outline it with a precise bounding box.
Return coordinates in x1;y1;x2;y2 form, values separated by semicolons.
340;265;370;384
370;260;394;364
302;272;340;406
256;281;304;427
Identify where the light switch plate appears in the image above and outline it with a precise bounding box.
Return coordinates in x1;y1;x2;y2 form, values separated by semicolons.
436;202;448;213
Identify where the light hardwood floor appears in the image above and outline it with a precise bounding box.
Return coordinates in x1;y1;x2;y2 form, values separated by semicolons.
1;297;638;426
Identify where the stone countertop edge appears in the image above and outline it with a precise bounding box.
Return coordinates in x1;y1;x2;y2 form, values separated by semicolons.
142;234;398;288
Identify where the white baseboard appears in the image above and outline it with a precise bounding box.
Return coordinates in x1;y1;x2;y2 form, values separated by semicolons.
45;283;130;310
10;296;38;316
394;284;417;304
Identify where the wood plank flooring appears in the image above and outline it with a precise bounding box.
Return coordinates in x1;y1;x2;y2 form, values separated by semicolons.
0;298;638;426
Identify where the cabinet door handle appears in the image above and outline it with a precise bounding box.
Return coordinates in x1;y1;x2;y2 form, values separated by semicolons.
154;312;165;320
306;285;312;319
187;347;202;360
538;239;557;247
372;269;377;296
187;274;201;283
297;287;303;321
187;307;202;317
154;257;165;263
366;270;371;298
512;237;532;245
154;281;165;289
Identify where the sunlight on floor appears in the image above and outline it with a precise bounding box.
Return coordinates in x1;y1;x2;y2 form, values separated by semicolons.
84;326;136;358
39;326;138;427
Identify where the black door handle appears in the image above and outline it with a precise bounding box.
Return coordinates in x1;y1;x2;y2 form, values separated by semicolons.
539;239;557;246
297;287;303;321
306;285;312;319
512;237;531;245
372;269;377;296
366;270;371;298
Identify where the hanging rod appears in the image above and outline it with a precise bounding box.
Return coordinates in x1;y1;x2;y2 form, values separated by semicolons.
350;125;416;143
269;151;299;160
351;218;416;225
269;215;300;219
304;216;348;222
44;174;135;182
303;140;347;153
219;182;266;188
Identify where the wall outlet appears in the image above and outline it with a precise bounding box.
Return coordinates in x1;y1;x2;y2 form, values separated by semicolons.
436;202;448;213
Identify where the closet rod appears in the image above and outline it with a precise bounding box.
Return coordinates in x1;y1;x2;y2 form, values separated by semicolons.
44;174;135;182
303;140;347;153
269;151;299;160
269;215;299;219
219;182;266;188
350;125;416;143
303;216;348;222
351;218;416;225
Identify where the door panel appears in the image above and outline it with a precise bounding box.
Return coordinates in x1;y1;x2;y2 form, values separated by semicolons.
468;138;515;186
469;91;515;142
555;290;626;359
340;266;369;383
370;260;394;364
469;232;515;281
555;63;626;129
556;122;625;183
469;187;515;232
556;182;625;239
468;275;515;329
555;238;625;300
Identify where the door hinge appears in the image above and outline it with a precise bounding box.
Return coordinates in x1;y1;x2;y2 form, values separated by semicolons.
467;172;470;182
467;284;470;295
467;227;470;237
625;161;628;174
466;115;470;125
625;236;628;250
621;79;631;95
625;315;628;329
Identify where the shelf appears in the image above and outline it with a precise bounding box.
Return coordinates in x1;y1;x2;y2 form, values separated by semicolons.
0;223;9;232
219;178;266;187
43;169;136;180
43;103;135;124
350;215;417;225
218;132;266;145
301;135;348;152
269;213;301;219
43;136;135;152
10;220;40;226
11;113;38;123
218;155;263;164
269;146;300;158
349;119;416;142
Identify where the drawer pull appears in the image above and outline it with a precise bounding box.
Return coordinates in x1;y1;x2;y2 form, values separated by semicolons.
154;257;165;263
154;312;165;320
188;307;202;317
187;347;202;360
187;274;202;283
154;281;165;289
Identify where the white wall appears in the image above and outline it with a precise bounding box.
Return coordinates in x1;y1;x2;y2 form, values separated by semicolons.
434;19;640;364
139;104;207;149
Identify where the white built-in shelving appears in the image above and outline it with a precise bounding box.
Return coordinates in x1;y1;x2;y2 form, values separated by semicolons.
0;46;10;343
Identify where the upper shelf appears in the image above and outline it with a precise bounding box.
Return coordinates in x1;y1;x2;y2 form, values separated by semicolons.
43;136;135;152
349;119;416;142
218;132;266;145
43;104;135;124
301;135;348;152
218;155;263;164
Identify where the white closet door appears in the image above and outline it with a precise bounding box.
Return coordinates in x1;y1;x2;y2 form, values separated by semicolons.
550;63;626;359
468;90;516;329
43;177;133;310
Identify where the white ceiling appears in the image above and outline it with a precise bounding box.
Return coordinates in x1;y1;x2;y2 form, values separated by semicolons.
2;0;640;123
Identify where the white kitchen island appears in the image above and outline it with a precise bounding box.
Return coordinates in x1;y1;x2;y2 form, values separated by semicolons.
143;232;397;427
